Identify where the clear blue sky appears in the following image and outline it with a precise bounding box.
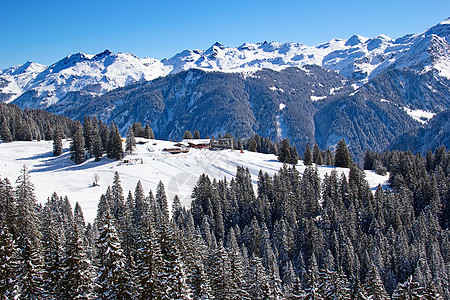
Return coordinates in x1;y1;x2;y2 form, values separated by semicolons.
1;0;449;69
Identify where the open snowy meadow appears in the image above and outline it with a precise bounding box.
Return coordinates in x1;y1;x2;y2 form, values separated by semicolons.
0;138;388;223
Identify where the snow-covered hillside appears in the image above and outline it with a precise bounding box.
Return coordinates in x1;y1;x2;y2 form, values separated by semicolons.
2;18;449;108
0;139;388;223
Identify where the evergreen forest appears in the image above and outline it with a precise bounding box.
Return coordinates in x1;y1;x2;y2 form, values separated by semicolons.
1;144;449;299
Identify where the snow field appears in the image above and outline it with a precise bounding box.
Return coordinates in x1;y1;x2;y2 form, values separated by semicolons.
0;139;388;223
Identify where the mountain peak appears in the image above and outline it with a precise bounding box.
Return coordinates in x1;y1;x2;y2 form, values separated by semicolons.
206;42;225;52
425;18;450;42
440;17;450;25
92;49;113;60
345;34;368;46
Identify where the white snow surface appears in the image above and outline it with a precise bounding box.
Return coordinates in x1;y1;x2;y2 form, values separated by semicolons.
403;107;436;124
1;19;449;106
0;139;388;223
310;95;327;101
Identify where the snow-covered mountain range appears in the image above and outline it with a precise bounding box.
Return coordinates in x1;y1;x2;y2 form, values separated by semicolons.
1;18;449;107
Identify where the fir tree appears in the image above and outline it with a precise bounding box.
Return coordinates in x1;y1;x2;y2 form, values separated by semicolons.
83;116;94;156
96;210;132;299
107;123;123;160
40;204;64;298
91;129;103;161
14;166;44;299
125;126;136;154
158;221;188;299
110;172;125;221
99;120;109;151
53;126;64;156
144;123;154;139
248;138;257;152
247;255;271;299
189;260;213;300
423;281;443;299
392;275;424;300
312;143;323;165
132;122;145;138
183;130;193;139
62;222;94;299
364;263;389;300
194;129;200;139
0;115;12;142
334;138;353;168
172;195;183;226
325;149;334;166
0;224;19;298
156;181;169;221
278;138;298;164
70;121;85;164
304;144;313;165
135;215;163;299
208;242;232;299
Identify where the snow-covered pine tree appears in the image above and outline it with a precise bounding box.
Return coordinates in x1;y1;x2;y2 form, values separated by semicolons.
392;275;424;299
0;177;16;237
99;120;109;151
95;210;132;299
73;202;86;231
208;242;232;299
14;166;45;298
226;228;249;299
62;221;95;299
156;181;169;221
120;191;135;260
189;260;213;300
303;254;324;300
132;181;149;228
158;220;189;299
247;255;271;299
134;213;163;299
40;204;65;298
0;222;19;298
110;172;125;221
364;263;389;300
423;281;443;299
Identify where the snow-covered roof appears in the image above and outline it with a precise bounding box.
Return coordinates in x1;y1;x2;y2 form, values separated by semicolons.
182;139;211;145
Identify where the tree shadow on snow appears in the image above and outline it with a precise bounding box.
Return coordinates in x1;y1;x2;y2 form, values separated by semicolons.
28;152;115;173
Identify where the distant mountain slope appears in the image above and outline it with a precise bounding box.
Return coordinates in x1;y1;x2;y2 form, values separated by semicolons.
389;110;450;153
46;66;422;161
49;66;349;145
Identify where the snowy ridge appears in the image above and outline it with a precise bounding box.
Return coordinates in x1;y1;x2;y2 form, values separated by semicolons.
0;139;388;223
1;19;450;107
1;51;171;107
